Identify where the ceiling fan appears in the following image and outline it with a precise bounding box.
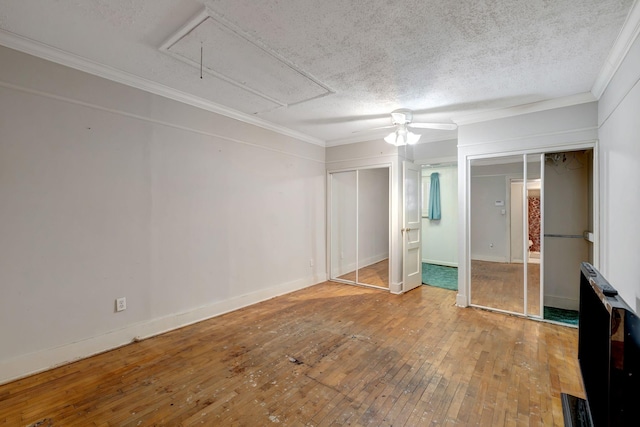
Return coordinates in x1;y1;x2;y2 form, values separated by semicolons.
369;109;457;146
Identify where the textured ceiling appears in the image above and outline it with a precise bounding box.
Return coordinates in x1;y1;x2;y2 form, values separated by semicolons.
0;0;634;145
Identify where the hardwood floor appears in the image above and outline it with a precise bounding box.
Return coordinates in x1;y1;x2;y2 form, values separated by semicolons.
0;282;583;426
470;260;542;316
337;258;389;288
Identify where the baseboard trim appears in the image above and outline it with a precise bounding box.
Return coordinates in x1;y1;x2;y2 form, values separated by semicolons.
0;274;325;386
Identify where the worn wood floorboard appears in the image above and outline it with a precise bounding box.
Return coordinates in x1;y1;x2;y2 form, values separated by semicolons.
337;259;389;288
470;260;542;316
0;282;582;426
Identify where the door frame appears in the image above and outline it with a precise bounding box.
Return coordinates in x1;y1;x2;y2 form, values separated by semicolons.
461;141;598;312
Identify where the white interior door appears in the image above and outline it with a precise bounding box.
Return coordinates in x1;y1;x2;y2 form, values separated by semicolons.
403;161;422;292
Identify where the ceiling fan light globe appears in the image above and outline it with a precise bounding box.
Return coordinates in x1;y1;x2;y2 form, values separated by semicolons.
407;132;421;145
384;132;397;145
384;131;408;146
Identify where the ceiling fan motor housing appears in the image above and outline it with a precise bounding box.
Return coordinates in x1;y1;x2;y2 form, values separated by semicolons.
391;109;413;125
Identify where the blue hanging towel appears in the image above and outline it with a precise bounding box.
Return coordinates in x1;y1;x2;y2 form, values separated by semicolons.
428;172;441;220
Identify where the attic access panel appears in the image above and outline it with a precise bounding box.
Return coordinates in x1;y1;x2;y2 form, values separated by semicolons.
160;9;333;112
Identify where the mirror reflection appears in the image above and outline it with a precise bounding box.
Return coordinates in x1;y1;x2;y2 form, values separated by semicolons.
330;171;357;281
470;156;525;314
357;168;389;288
526;155;542;318
330;168;389;289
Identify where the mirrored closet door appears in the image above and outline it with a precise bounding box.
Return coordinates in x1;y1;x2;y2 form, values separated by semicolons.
470;155;526;314
330;171;357;283
329;167;390;289
469;154;543;317
469;149;594;323
526;154;543;318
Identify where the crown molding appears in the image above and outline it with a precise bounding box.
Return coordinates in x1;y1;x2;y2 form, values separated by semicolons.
0;29;326;147
591;0;640;99
453;92;596;126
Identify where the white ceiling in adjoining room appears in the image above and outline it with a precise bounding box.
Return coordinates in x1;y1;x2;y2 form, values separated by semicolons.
0;0;635;145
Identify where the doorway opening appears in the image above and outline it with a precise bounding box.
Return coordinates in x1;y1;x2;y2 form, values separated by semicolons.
542;149;593;325
420;163;458;291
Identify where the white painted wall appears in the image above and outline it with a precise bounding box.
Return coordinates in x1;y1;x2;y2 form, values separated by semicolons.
0;46;326;383
470;175;509;262
421;166;458;267
598;29;640;314
458;102;598;151
413;139;458;164
469;160;540;263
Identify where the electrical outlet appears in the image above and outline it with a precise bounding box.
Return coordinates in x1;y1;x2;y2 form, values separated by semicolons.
116;297;126;312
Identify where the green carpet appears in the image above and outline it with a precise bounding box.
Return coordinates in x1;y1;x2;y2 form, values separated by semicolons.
422;263;458;291
544;306;579;326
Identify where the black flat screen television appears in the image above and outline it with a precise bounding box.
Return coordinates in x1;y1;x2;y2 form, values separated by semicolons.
567;262;640;427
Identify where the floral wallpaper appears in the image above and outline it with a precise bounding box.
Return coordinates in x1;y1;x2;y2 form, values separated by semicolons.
528;196;541;252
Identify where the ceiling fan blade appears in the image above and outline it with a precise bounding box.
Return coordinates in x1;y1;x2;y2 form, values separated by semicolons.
298;112;389;125
352;125;395;134
409;123;458;131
